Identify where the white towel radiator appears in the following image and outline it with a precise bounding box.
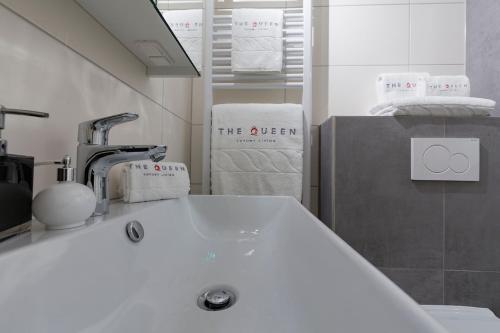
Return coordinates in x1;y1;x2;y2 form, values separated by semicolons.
202;0;313;208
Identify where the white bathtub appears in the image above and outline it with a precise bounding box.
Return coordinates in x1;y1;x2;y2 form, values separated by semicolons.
0;196;448;333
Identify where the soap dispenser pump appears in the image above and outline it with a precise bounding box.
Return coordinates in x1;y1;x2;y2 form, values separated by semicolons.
33;155;97;230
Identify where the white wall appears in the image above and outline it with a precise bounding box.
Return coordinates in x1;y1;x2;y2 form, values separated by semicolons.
0;3;193;196
328;0;466;116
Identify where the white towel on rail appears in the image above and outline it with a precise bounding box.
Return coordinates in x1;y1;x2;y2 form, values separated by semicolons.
368;96;495;117
231;9;284;72
163;9;203;71
211;104;303;200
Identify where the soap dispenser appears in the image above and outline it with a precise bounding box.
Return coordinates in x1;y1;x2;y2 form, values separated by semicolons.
0;106;49;240
33;155;96;230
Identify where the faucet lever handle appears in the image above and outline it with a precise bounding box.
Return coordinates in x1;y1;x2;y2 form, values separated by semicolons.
78;113;139;145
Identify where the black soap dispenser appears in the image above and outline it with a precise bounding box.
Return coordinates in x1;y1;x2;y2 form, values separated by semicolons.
0;106;49;240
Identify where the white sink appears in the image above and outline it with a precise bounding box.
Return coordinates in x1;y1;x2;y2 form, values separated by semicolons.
0;196;448;333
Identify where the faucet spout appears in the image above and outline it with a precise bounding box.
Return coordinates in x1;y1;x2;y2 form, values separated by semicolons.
89;145;167;178
86;145;167;216
76;113;167;216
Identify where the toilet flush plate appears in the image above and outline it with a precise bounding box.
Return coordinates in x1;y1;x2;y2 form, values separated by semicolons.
411;138;480;181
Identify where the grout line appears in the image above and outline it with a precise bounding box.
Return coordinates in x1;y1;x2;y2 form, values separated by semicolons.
330;64;465;67
330;2;464;7
331;4;409;8
442;118;446;304
408;2;411;71
445;269;500;274
377;267;442;272
161;79;166;144
442;183;446;304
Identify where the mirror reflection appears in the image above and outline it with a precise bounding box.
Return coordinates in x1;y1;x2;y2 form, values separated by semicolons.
159;1;204;72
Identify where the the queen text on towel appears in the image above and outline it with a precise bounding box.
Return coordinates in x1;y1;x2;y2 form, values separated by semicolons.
121;161;190;203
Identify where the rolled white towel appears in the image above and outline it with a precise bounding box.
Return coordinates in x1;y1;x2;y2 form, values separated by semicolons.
426;75;471;97
376;72;429;103
121;161;190;203
368;96;496;117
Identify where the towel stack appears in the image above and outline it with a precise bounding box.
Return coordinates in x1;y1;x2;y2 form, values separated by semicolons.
370;73;495;116
231;9;284;72
163;9;203;71
120;161;190;203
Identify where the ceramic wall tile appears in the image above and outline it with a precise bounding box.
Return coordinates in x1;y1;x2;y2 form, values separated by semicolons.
329;65;408;116
190;125;203;184
164;77;193;122
0;1;164;105
410;3;466;65
331;5;409;65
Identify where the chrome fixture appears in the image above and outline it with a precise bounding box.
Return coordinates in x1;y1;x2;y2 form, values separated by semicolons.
125;221;144;243
197;287;237;311
76;113;167;216
0;107;49;155
35;155;75;182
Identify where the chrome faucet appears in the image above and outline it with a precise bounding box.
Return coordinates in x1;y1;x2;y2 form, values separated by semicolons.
76;113;167;216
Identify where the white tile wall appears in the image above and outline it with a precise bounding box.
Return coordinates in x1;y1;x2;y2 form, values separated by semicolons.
330;65;408;115
0;0;165;105
331;5;409;66
0;4;192;196
409;3;466;65
329;1;466;116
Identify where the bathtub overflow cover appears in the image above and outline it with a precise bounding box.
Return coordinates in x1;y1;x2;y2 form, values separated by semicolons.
198;288;236;311
126;221;144;243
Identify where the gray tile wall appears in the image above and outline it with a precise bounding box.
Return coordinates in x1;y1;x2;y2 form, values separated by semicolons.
467;0;500;116
320;117;500;315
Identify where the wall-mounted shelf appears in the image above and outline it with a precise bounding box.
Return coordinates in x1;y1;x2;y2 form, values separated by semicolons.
76;0;199;77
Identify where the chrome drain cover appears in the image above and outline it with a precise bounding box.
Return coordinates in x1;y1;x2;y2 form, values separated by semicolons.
197;287;237;311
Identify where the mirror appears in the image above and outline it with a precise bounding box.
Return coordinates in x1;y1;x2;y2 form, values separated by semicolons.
159;4;203;72
76;0;200;77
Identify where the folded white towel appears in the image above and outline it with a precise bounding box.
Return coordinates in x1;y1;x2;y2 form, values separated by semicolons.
211;104;303;200
163;9;203;71
376;73;429;103
231;9;283;72
121;161;190;203
426;75;471;97
368;96;495;117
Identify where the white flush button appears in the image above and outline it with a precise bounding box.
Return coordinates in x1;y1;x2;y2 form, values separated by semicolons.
449;153;469;174
411;138;479;181
423;145;450;173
